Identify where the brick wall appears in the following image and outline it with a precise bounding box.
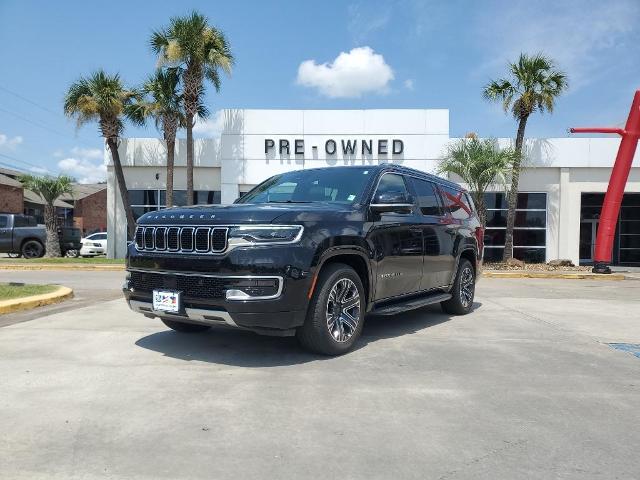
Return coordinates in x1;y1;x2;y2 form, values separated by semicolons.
73;188;107;234
0;184;23;213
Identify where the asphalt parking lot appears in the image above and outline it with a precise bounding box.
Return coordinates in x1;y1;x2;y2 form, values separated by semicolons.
1;271;639;479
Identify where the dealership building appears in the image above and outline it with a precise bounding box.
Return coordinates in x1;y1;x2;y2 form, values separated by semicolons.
107;108;640;265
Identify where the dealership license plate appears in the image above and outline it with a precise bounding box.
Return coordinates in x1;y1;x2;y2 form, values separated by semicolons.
152;290;181;313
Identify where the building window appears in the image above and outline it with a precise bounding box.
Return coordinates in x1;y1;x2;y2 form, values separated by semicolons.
483;192;547;263
129;189;221;220
620;194;640;264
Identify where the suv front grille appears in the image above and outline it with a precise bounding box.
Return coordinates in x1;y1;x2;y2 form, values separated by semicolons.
129;271;280;299
135;226;228;254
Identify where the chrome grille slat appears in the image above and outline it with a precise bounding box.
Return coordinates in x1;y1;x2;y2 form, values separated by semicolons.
194;227;210;252
154;227;167;250
180;227;195;251
134;225;228;254
143;227;155;249
211;228;228;252
135;227;144;249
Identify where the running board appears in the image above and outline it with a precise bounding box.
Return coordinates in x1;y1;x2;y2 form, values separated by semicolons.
372;292;452;316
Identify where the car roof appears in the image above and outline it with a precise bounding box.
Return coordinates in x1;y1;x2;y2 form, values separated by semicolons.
290;164;464;192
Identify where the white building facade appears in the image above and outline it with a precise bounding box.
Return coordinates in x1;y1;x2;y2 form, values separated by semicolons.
107;109;640;265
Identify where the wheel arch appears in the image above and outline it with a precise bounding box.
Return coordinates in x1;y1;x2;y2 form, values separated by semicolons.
20;237;45;249
312;248;373;307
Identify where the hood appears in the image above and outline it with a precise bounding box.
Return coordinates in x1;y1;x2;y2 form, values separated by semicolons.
136;202;358;226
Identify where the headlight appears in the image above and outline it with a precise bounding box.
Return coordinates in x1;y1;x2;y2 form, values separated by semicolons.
228;225;303;244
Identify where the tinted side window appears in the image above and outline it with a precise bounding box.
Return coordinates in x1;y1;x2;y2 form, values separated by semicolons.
14;215;28;227
410;178;442;216
441;186;472;220
374;173;409;199
95;233;107;240
0;215;7;228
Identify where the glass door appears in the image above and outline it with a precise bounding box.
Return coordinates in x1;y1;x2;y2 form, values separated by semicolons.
579;220;598;264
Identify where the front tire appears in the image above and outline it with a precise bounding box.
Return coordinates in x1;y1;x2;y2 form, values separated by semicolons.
160;318;211;333
22;240;44;259
441;258;476;315
297;263;365;355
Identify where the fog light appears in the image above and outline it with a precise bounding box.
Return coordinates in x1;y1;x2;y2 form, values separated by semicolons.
226;289;251;300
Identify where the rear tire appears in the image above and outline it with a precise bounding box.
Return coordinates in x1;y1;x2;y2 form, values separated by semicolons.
160;318;211;333
441;258;475;315
296;263;365;356
22;240;44;259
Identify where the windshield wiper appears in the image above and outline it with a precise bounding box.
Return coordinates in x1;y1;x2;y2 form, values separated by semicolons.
267;200;313;203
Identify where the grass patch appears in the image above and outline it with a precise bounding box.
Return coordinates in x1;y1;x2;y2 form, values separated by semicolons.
0;257;124;264
0;283;58;301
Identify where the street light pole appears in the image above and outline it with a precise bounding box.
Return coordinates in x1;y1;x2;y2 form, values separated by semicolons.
570;90;640;274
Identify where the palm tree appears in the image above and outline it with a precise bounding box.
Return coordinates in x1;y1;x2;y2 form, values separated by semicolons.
483;53;567;260
438;135;516;227
151;11;233;205
126;68;185;207
19;174;73;257
64;70;137;238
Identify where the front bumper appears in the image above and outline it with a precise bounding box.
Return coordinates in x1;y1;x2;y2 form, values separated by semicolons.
124;241;315;335
123;269;310;336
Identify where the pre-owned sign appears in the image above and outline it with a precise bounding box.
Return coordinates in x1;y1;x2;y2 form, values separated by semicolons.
265;138;404;156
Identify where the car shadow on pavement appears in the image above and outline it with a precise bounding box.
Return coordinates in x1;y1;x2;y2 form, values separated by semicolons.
134;302;481;367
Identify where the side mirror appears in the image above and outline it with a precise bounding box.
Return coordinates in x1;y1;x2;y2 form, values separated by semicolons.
370;191;414;213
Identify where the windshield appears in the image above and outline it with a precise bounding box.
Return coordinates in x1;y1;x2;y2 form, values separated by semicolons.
237;167;373;204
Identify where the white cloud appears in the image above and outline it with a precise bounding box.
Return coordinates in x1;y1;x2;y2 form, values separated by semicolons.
29;166;50;175
58;157;107;184
474;0;640;90
404;79;414;90
55;146;106;183
296;47;395;98
70;147;102;160
193;110;225;137
0;133;23;149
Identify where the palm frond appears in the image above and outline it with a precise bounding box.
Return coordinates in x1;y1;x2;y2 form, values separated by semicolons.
485;53;568;120
19;174;74;205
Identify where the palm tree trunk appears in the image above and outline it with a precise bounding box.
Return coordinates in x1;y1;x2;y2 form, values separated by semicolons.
106;137;136;239
44;203;61;257
504;116;528;261
186;113;194;206
472;192;487;228
166;137;175;207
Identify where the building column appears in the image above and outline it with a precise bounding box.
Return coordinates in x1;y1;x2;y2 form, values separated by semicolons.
221;183;239;205
558;168;582;265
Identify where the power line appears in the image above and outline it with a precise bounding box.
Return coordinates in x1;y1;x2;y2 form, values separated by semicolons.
0;104;101;149
0;159;29;173
0;84;61;117
0;151;48;171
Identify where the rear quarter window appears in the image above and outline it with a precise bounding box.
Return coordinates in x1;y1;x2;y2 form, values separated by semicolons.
440;186;473;220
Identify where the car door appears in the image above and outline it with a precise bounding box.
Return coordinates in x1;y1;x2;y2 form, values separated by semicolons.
0;215;11;251
92;233;107;249
369;173;424;300
407;177;456;290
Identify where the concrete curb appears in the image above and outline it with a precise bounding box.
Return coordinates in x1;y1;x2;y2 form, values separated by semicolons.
482;271;626;280
0;286;74;314
0;264;125;271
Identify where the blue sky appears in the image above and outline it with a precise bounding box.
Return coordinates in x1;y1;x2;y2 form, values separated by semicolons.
0;0;638;183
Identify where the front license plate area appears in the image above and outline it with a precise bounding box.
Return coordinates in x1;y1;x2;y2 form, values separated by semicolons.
153;290;182;313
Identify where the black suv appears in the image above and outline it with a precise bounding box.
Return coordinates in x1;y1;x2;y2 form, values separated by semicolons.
124;165;483;355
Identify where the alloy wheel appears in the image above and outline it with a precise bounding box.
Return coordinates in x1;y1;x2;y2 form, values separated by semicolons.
326;278;361;343
459;266;474;308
